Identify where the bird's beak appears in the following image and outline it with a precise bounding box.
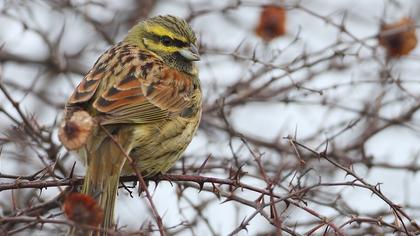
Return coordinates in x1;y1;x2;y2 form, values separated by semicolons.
179;44;200;61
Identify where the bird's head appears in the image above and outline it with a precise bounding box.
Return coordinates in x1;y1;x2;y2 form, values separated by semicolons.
125;15;199;75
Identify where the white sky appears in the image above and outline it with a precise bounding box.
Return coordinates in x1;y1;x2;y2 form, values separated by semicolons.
1;0;420;235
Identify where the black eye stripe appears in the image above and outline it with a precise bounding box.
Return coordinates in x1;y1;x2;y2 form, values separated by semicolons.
158;35;189;47
160;36;172;45
174;39;189;47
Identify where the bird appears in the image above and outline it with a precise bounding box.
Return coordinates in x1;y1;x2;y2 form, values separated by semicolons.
60;15;201;235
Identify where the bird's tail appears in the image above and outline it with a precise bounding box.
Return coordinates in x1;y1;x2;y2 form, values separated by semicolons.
71;138;127;236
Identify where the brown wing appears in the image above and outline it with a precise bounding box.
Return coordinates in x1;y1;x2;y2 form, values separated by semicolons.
67;43;197;125
67;42;128;105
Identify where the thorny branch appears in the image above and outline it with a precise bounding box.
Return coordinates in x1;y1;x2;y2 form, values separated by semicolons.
1;0;420;235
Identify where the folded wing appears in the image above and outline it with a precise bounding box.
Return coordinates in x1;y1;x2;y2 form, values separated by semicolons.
67;43;196;125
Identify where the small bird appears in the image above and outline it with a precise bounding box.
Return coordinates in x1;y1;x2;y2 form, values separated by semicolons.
60;15;201;234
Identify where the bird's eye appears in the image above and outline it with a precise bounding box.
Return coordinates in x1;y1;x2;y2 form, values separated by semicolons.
160;36;172;46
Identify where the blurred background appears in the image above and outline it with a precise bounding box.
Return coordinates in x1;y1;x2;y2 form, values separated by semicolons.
1;0;420;235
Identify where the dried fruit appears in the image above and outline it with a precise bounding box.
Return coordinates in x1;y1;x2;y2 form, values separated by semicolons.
379;18;417;57
58;110;94;150
63;192;104;227
256;5;286;42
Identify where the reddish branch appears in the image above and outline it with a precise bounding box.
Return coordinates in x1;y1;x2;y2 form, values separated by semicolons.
1;1;420;235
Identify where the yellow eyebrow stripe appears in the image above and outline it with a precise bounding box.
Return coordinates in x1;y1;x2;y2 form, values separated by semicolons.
150;25;175;37
146;25;185;42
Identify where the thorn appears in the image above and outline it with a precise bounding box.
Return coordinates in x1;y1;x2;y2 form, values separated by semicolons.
153;180;159;192
181;157;186;174
240;217;249;232
220;196;234;204
211;183;221;199
254;194;264;204
321;138;329;156
284;200;290;209
196;154;211;175
153;175;161;189
198;182;204;193
68;161;76;179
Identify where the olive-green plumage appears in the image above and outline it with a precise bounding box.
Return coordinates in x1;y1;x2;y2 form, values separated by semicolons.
64;15;201;235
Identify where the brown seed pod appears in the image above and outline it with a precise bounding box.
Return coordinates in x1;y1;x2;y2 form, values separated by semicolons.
379;17;417;57
58;110;94;150
255;5;286;42
63;192;104;227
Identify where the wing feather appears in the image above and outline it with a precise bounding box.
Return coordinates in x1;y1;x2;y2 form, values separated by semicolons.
66;43;198;125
